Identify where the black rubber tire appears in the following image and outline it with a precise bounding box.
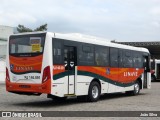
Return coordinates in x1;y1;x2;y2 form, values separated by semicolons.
126;81;140;96
87;81;101;102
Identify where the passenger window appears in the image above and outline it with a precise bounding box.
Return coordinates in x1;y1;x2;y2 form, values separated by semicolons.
78;45;94;65
118;49;124;68
133;52;142;68
123;51;133;68
53;39;63;64
110;48;118;67
95;46;109;66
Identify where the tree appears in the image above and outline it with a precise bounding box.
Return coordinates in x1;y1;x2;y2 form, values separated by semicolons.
17;25;32;33
17;24;47;33
34;24;47;31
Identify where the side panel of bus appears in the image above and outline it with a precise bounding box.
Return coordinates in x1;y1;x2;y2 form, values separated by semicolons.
52;38;78;96
51;38;151;97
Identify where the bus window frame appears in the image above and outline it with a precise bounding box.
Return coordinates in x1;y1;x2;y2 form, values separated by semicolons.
9;33;46;57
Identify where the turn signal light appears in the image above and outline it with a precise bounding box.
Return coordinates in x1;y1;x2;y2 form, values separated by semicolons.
6;67;10;82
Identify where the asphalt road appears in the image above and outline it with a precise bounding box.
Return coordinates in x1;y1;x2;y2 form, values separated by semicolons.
0;82;160;119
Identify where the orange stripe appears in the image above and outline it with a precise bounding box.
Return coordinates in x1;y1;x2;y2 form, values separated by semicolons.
52;65;144;84
53;65;65;75
78;66;144;83
9;55;43;73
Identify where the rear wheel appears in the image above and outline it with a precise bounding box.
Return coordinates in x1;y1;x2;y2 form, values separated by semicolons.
88;81;101;102
126;81;140;96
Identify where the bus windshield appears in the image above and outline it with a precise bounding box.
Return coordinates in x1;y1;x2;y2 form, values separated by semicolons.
9;33;46;56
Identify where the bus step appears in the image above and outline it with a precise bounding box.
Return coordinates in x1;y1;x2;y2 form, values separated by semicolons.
64;94;76;97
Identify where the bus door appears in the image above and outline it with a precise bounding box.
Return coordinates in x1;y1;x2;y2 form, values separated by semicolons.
64;46;77;94
143;55;151;88
156;63;160;79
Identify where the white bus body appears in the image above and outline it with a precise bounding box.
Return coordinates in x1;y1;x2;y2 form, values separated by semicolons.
6;32;151;102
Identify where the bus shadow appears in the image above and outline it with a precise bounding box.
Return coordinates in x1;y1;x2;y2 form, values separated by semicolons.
152;80;160;82
100;92;147;101
12;92;147;108
13;98;87;108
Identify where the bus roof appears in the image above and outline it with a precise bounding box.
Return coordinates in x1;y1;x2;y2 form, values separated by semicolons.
10;31;150;54
53;33;149;53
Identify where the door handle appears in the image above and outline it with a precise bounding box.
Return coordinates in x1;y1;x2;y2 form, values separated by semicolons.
64;61;67;67
70;62;74;67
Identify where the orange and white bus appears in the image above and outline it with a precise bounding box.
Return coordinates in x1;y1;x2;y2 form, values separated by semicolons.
6;32;151;102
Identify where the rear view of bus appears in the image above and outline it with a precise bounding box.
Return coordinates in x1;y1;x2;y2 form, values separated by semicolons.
6;32;51;95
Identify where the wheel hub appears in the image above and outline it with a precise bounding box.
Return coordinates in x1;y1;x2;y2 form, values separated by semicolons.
134;83;139;94
92;86;98;98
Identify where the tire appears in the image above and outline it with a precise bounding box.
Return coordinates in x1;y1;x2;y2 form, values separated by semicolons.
88;81;101;102
126;81;140;96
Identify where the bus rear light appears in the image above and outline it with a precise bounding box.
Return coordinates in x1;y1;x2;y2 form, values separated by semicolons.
6;67;10;82
42;66;51;83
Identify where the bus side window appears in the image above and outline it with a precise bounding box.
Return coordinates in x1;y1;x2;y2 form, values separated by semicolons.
123;51;133;68
133;52;142;68
95;46;109;66
118;49;124;68
110;48;118;67
53;39;63;64
78;44;94;66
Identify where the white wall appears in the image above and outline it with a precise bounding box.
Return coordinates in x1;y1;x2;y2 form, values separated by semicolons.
0;44;7;56
0;25;13;40
0;61;6;82
0;25;12;83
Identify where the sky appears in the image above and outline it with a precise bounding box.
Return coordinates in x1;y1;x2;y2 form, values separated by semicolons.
0;0;160;42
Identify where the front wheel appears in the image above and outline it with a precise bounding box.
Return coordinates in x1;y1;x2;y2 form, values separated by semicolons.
88;81;101;102
126;81;140;96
